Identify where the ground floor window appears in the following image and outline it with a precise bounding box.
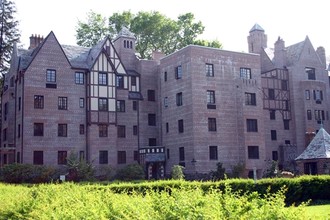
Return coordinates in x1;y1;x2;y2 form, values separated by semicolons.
304;162;317;175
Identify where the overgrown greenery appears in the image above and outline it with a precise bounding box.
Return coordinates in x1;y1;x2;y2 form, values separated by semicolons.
115;164;145;181
0;182;308;219
76;10;222;59
171;165;185;180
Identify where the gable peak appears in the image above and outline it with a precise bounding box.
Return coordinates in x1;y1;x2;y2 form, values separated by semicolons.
249;23;265;33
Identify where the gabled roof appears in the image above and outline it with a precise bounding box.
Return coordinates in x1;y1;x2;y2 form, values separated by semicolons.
285;40;305;65
295;127;330;160
249;23;265;33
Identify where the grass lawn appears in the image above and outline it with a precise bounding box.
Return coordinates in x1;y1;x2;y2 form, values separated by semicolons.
305;204;330;219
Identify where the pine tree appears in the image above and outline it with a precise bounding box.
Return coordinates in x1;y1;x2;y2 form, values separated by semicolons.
0;0;20;78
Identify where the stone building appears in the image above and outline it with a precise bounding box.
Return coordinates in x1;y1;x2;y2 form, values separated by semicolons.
0;24;329;178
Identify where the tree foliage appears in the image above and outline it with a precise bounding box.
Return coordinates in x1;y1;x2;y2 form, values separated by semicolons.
0;0;20;77
76;10;222;59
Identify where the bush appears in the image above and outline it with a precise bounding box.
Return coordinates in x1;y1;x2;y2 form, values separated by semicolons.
66;151;95;182
210;162;226;180
0;163;58;183
171;165;185;180
116;164;145;181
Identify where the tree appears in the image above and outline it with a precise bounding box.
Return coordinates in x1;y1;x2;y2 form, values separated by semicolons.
76;10;222;59
0;0;20;77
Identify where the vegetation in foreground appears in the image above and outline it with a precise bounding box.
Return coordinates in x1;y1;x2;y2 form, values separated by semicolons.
0;182;308;220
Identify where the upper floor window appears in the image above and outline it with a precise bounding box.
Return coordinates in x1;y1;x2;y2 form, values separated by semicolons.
307;110;312;120
164;97;168;108
248;146;259;159
34;95;44;109
75;72;84;84
131;76;136;86
148;114;156;126
99;124;108;137
209;146;218;160
46;69;56;82
148;90;156;101
58;124;68;137
34;123;44;136
281;80;288;90
207;90;215;104
271;130;277;140
305;90;310;100
116;100;125;112
178;119;184;133
175;65;182;79
79;98;84;108
206;63;214;77
313;90;323;102
208;118;217;131
245;92;256;105
176;92;183;106
58;151;67;165
133;101;138;111
98;98;108;111
99;151;108;164
98;72;107;85
117;75;124;89
306;67;315;80
164;72;167;82
117;151;126;164
247;119;258;132
270;110;276;120
58;97;68;110
117;125;126;138
268;89;275;100
240;68;251;79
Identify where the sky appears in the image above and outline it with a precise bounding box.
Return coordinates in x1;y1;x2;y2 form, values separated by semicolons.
13;0;330;59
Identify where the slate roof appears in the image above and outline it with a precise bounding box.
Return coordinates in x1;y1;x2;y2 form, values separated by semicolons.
295;127;330;160
249;23;265;33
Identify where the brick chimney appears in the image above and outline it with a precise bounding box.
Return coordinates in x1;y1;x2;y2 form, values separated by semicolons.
29;34;44;49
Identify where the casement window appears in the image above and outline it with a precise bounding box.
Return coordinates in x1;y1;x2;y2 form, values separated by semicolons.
268;89;275;100
79;98;84;108
179;147;185;161
116;75;124;88
208;118;217;131
34;95;44;109
131;76;136;86
117;151;126;164
306;67;315;80
271;130;277;140
58;151;67;165
209;146;218;160
247;119;258;132
240;68;251;79
58;97;68;110
98;98;108;111
245;92;256;105
75;72;84;84
248;146;259;159
117;125;126;138
99;124;108;137
116;100;125;112
33;151;44;165
148;114;156;126
206;63;214;77
98;72;107;85
34;123;44;136
175;65;182;79
79;124;85;135
148;90;156;101
270;110;276;120
99;151;108;164
46;69;56;82
58;124;68;137
133;125;138;135
176;92;183;106
178;119;184;133
207;90;215;104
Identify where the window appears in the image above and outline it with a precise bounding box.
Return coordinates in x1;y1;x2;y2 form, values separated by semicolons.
4;102;7;121
272;151;278;161
304;162;317;175
313;90;323;102
281;80;288;90
208;118;217;131
33;151;43;165
175;65;182;79
99;151;108;164
268;89;275;100
79;98;84;108
58;97;68;110
34;95;44;109
98;98;108;111
34;123;44;136
305;90;310;100
247;119;258;132
307;110;312;120
133;101;137;111
116;75;124;88
207;90;215;104
270;110;276;120
240;68;251;79
133;125;138;135
285;140;291;144
179;147;185;161
209;146;218;160
149;138;157;146
148;114;156;126
3;128;7;141
271;130;277;140
148;90;156;101
178;119;184;133
166;122;169;133
79;151;85;161
284;120;290;130
164;97;168;107
58;124;68;137
79;124;85;135
306;67;316;80
18;97;21;111
167;149;170;159
131;76;136;86
245;92;256;105
58;151;67;165
17;124;20;138
134;151;139;161
116;100;125;112
248;146;259;159
75;72;84;84
46;69;56;82
117;125;126;138
99;124;108;137
315;110;325;121
98;72;107;85
117;151;126;164
164;72;167;81
176;92;183;106
206;63;214;77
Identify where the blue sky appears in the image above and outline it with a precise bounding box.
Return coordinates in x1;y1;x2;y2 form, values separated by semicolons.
14;0;330;60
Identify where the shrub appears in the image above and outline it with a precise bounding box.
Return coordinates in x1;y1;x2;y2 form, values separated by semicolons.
116;164;145;181
210;162;226;180
171;165;185;180
66;151;95;182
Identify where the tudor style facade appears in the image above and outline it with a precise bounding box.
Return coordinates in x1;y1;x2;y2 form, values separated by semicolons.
1;24;329;178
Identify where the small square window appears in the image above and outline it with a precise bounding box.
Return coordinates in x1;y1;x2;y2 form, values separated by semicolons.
240;68;251;79
248;146;259;159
